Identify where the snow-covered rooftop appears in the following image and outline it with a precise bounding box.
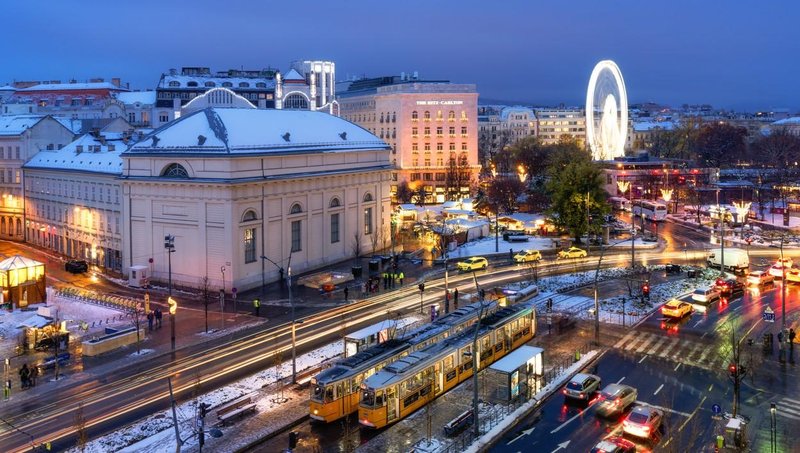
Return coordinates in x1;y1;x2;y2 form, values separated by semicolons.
283;68;304;81
15;82;126;92
632;121;675;132
499;106;535;121
126;107;389;155
0;115;47;136
773;117;800;126
159;75;276;90
115;91;156;105
25;134;124;175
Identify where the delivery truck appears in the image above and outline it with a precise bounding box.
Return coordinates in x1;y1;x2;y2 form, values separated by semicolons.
707;247;749;274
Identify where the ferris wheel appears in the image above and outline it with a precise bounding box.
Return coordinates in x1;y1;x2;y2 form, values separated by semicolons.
585;60;628;160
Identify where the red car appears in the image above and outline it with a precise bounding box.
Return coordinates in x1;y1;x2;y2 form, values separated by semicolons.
591;436;636;453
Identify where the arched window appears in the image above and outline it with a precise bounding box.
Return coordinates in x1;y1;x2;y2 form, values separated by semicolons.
411;111;418;121
284;93;309;110
168;81;180;87
256;82;267;88
423;111;431;121
239;82;250;88
448;111;456;121
161;163;189;178
329;197;341;208
241;210;258;222
436;110;443;120
290;203;303;214
204;81;216;87
222;82;233;87
187;81;198;87
363;193;373;202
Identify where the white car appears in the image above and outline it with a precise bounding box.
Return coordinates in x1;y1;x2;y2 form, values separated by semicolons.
747;270;774;286
691;286;720;303
769;264;791;279
623;406;663;438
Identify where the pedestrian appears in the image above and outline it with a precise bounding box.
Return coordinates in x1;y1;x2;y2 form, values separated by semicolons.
155;308;163;328
399;271;405;286
147;310;154;331
383;271;389;290
790;328;796;350
510;248;514;261
19;363;30;389
778;330;784;346
344;287;349;302
279;267;285;286
253;298;261;316
29;365;38;387
453;288;459;309
361;281;367;297
391;272;396;289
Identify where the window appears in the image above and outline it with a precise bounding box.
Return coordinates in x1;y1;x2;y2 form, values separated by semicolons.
331;213;340;243
15;147;20;159
449;126;456;136
461;126;468;136
423;111;431;121
411;111;418;121
461;111;468;121
168;81;180;87
244;228;256;263
423;173;433;181
436;110;443;121
410;173;421;181
290;203;303;214
449;143;456;151
242;210;258;222
159;112;169;123
284;93;309;109
412;143;418;151
239;82;250;88
204;81;216;87
448;111;456;121
462;143;468;151
161;163;189;178
291;220;302;252
329;197;341;208
424;143;431;151
412;127;418;137
363;193;373;202
364;207;373;235
436;127;443;137
187;81;198;87
222;82;233;87
437;143;443;151
256;82;267;88
424;127;430;137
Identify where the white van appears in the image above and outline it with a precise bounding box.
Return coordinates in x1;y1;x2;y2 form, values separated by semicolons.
707;248;749;274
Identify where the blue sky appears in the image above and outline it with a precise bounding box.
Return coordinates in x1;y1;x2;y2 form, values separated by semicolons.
2;0;798;111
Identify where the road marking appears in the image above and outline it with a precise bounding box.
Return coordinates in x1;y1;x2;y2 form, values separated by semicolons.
639;354;648;364
647;336;669;355
672;340;694;361
780;396;800;405
550;406;593;433
697;343;714;363
636;401;691;417
635;334;658;353
693;319;704;327
674;362;682;372
654;384;664;395
678;395;707;431
617;376;626;384
624;332;647;351
708;384;714;392
614;331;637;349
658;338;680;358
506;427;535;445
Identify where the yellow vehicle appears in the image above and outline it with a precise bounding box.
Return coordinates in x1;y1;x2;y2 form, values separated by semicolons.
661;299;693;318
514;250;542;263
309;301;499;423
457;257;488;271
557;247;587;259
359;302;536;429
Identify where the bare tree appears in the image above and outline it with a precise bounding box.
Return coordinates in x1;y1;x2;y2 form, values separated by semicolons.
351;231;362;264
395;181;414;204
74;402;88;452
129;300;145;355
369;224;384;255
200;276;211;333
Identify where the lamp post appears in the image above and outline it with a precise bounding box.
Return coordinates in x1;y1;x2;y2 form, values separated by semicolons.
261;254;298;384
164;235;175;296
168;296;177;350
470;291;487;438
220;266;226;330
771;402;777;453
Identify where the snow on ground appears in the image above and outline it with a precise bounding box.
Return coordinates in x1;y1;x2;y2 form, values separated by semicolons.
68;341;345;453
446;234;656;260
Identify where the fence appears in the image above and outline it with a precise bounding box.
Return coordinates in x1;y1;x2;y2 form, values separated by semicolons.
435;341;594;453
55;287;140;312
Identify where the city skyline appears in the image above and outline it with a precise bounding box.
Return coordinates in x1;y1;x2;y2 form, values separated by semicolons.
2;1;799;111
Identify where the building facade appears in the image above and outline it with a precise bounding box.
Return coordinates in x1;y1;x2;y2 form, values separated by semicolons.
339;75;479;203
535;108;585;145
2;80;129;120
0;116;75;241
23;133;125;271
121;107;391;292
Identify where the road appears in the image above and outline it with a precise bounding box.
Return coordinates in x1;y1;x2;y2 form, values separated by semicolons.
492;274;800;452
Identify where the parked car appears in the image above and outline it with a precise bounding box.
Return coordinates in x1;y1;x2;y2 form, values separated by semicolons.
513;249;542;263
65;260;89;273
596;384;638;417
747;270;774;286
557;247;587;259
665;263;682;274
715;278;744;296
590;436;636;453
786;269;800;284
562;373;601;401
622;405;663;438
661;299;694;318
456;257;488;271
691;286;720;303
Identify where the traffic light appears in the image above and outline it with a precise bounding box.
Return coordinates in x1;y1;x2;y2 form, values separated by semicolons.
288;431;298;449
728;363;737;378
642;283;650;299
418;283;425;292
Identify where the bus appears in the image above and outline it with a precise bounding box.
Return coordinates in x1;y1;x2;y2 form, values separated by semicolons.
632;200;667;221
608;197;631;212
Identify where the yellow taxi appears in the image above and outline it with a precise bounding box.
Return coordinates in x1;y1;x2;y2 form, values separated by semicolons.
557;247;587;259
456;256;488;271
514;249;542;263
661;299;693;318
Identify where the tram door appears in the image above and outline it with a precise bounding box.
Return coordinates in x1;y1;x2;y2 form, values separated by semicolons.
434;362;442;395
387;386;398;422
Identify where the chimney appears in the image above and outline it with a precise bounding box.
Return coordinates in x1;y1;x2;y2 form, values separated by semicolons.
111;78;121;87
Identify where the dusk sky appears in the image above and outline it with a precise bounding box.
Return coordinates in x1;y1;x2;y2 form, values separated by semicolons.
3;0;799;111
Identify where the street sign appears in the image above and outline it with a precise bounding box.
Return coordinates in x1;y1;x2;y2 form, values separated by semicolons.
763;306;775;323
712;404;721;415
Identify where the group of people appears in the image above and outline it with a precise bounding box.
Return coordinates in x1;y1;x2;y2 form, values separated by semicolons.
381;270;405;290
146;308;163;331
18;363;39;389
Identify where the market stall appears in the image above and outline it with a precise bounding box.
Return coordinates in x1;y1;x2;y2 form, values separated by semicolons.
0;255;46;309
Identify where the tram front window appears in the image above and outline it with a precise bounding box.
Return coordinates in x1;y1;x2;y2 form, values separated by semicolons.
363;389;376;407
312;384;325;402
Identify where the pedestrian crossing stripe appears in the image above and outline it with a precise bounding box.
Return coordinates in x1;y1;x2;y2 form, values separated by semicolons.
635;334;659;353
777;398;800;420
614;331;636;349
609;330;732;372
647;336;670;355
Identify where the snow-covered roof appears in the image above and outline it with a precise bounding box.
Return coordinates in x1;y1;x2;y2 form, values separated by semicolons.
500;106;535;121
115;91;156;105
632;121;675;132
489;345;543;373
25;134;124;175
773;117;800;126
397;204;419;212
0;85;15;91
159;75;276;90
126;107;388;155
0;115;46;135
0;255;43;271
15;82;126;92
52;117;84;134
283;68;305;81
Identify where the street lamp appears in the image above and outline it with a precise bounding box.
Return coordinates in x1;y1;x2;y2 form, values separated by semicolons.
164;235;175;296
517;164;527;183
771;402;777;452
261;254;298;384
167;296;177;350
220;266;226;330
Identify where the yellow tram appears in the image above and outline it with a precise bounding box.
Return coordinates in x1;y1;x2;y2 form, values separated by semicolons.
358;302;535;429
309;301;498;422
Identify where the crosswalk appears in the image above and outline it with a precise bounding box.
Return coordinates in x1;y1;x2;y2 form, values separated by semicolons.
610;329;729;371
775;397;800;422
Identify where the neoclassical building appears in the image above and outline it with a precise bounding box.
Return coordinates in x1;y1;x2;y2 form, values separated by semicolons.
121;107;391;292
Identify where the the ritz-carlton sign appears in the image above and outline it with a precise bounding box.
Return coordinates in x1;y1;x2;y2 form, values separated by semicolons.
415;100;464;105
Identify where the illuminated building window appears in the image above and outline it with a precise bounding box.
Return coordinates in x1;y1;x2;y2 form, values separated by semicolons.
412;127;418;137
436;127;443;137
363;207;373;235
461;111;467;121
424;143;431;151
412;143;418;151
449;143;456;151
424;127;430;137
462;143;467;151
437;143;443;151
448;111;455;121
436;111;443;121
449;126;456;137
424;111;431;121
244;228;256;263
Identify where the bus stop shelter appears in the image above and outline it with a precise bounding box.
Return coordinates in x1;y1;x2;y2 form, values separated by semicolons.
0;255;46;309
486;345;544;402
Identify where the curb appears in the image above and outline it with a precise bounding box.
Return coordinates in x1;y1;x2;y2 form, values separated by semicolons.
234;414;311;453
